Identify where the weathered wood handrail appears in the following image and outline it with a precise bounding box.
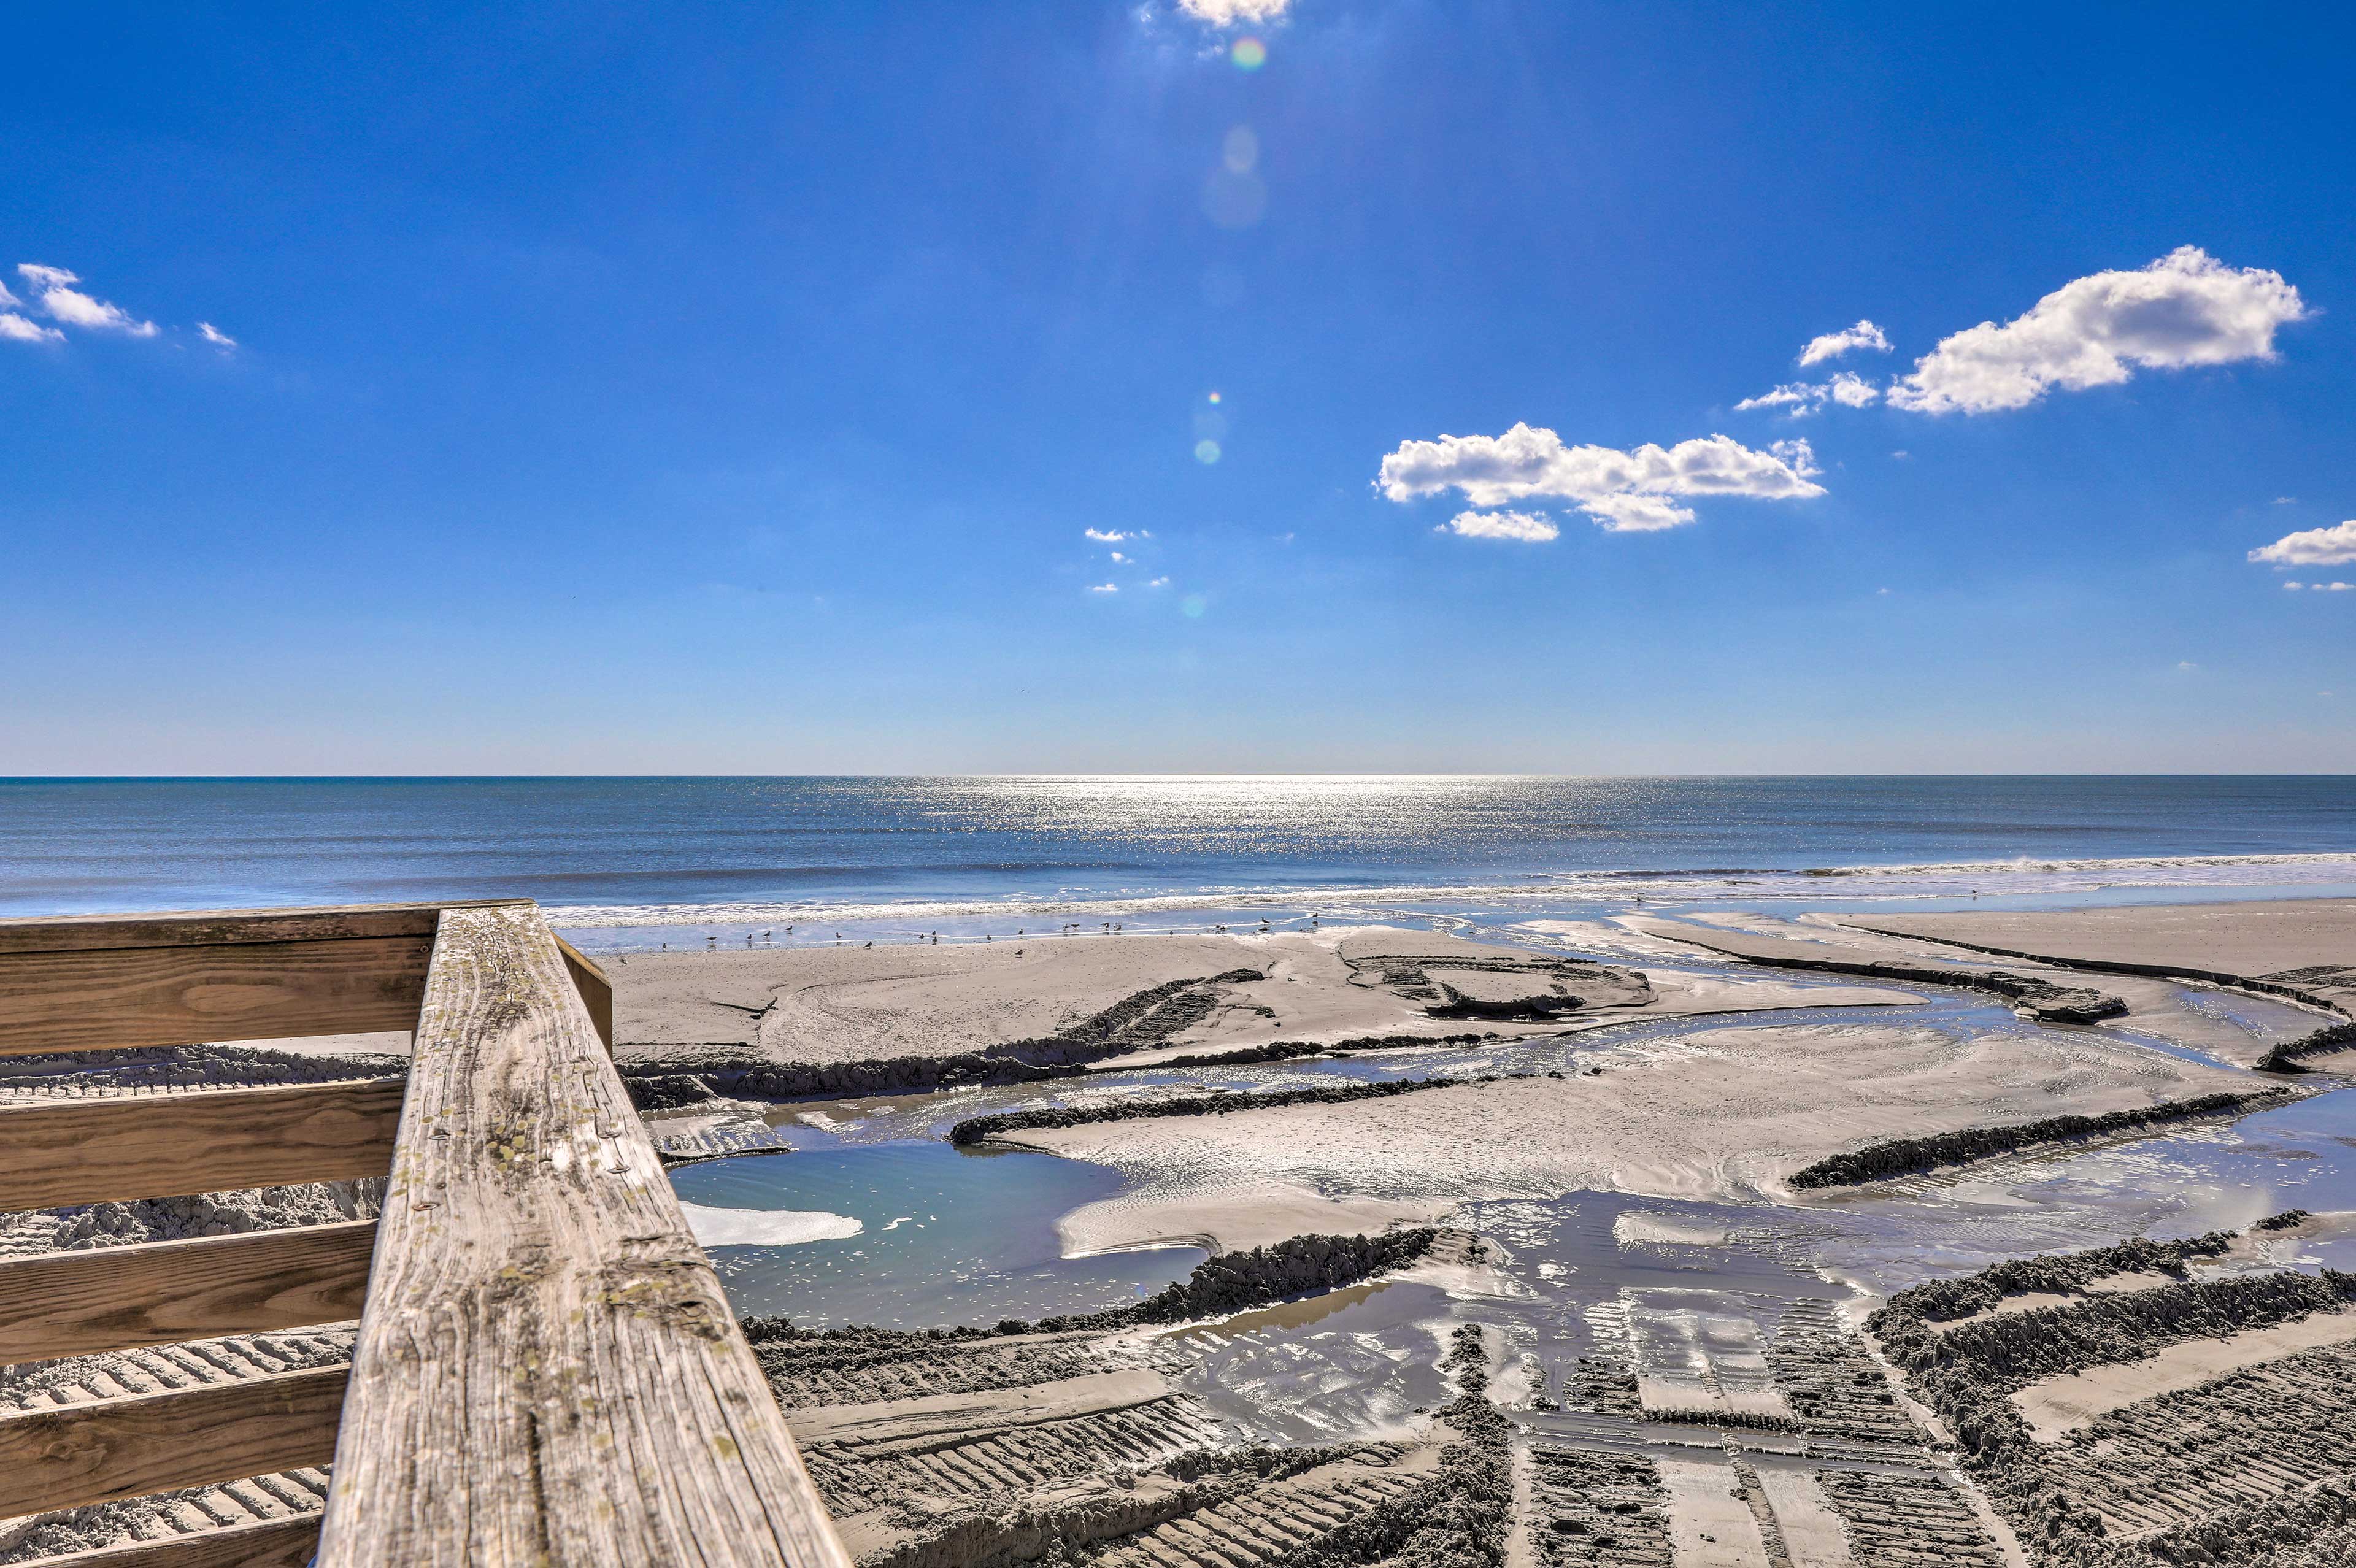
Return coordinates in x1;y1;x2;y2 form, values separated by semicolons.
0;899;615;1056
316;904;849;1566
0;898;841;1566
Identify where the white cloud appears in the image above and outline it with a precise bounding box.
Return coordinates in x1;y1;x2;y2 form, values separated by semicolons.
2177;661;2200;672
1888;247;2307;415
1087;582;1118;594
1798;320;1892;366
1084;528;1130;543
1175;0;1290;23
1439;509;1561;542
2250;521;2356;567
1827;372;1879;407
1733;384;1814;414
1110;551;1128;563
1735;371;1881;417
0;312;63;344
1377;424;1822;533
2289;580;2354;592
1577;494;1692;532
1147;576;1171;588
19;264;160;337
198;321;236;348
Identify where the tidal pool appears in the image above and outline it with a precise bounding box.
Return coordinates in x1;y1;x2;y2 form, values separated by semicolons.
669;1140;1204;1329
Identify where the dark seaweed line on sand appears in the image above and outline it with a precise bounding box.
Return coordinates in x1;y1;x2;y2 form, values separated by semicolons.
742;1228;1442;1345
1788;1088;2298;1188
620;968;1269;1107
1646;928;2130;1024
620;967;1504;1112
1837;920;2356;1071
947;1072;1536;1147
1869;1231;2356;1560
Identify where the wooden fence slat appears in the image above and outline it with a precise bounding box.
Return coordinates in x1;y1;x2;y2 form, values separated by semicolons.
21;1514;322;1568
553;935;614;1052
0;1079;404;1212
0;1364;347;1517
315;905;850;1567
0;936;433;1056
0;1221;375;1364
0;901;529;955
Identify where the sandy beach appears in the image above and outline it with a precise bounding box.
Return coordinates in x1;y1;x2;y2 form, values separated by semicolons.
998;1017;2257;1254
608;923;1919;1075
13;894;2355;1567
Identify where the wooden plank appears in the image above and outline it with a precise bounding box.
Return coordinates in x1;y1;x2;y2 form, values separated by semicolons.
26;1514;321;1568
0;935;432;1055
0;1364;346;1516
0;1220;375;1364
315;905;850;1568
0;1079;404;1212
554;934;614;1053
0;900;528;956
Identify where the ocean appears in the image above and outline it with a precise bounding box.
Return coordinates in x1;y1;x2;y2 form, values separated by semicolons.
4;775;2354;941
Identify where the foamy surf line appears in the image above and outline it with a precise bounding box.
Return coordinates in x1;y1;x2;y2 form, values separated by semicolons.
542;852;2356;931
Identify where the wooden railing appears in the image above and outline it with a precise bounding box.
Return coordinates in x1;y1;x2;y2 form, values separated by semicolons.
0;901;850;1567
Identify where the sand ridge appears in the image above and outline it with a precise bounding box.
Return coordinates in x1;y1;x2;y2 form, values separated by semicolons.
1007;1016;2256;1255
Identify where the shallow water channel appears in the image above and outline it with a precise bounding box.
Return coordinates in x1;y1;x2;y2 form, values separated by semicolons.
666;963;2356;1425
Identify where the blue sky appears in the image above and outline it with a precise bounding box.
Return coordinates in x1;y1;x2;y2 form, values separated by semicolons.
4;1;2352;773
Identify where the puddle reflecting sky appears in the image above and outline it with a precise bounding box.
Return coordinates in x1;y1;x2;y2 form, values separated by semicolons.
671;1141;1203;1328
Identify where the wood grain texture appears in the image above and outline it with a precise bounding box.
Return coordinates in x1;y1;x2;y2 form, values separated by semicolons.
0;1221;375;1364
315;905;851;1567
554;934;615;1052
25;1515;322;1568
0;901;527;955
0;1078;402;1212
0;936;433;1055
0;1365;346;1516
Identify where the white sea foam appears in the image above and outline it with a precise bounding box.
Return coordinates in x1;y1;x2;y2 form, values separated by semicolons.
678;1203;863;1248
543;852;2356;932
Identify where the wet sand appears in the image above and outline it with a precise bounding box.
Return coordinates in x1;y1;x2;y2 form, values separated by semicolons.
1626;908;2343;1066
1002;1018;2255;1255
2012;1305;2356;1440
1852;898;2356;986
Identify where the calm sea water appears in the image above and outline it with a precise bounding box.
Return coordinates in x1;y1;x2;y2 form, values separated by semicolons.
4;775;2354;929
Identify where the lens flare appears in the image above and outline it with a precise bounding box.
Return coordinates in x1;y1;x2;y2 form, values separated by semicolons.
1230;36;1266;70
1207;391;1222;404
1195;440;1222;464
1222;125;1258;174
1200;168;1267;228
1181;594;1209;618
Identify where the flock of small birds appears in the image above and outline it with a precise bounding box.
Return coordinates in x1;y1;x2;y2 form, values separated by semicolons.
647;911;1324;954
